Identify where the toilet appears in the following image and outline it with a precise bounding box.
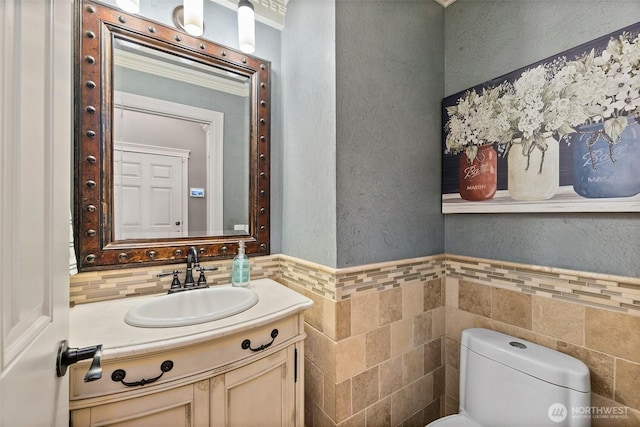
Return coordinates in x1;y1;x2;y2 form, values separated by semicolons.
428;328;591;427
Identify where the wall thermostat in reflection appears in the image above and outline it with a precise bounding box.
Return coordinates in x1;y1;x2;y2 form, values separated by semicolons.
190;188;205;198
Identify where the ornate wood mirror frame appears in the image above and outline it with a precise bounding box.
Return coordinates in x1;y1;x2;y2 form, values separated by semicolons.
74;0;270;271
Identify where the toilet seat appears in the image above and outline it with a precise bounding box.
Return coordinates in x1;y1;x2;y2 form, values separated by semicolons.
426;414;483;427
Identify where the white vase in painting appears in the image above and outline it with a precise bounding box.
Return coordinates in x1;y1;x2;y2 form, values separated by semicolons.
507;134;559;201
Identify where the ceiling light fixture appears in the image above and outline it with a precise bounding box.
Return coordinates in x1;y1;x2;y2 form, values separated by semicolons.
180;0;204;37
237;0;255;54
172;0;255;54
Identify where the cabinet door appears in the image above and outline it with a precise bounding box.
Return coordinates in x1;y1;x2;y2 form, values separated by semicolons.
71;380;209;427
211;347;296;427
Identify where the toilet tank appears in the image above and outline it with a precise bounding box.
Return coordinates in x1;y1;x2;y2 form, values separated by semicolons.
459;328;591;427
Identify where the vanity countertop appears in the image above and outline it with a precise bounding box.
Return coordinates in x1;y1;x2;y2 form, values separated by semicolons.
69;278;313;359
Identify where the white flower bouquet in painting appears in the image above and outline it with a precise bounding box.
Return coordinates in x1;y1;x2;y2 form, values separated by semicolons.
495;63;589;200
565;31;640;198
567;32;640;142
444;85;505;162
443;29;640;200
444;86;503;201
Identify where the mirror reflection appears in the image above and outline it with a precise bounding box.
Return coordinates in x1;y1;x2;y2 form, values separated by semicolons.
75;0;271;271
112;38;250;240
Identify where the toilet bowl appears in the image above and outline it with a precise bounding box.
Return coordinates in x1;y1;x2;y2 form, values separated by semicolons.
427;328;591;427
428;414;482;427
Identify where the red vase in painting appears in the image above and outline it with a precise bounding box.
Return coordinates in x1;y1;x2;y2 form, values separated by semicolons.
458;143;497;201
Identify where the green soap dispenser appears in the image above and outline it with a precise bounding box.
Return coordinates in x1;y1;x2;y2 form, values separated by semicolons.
231;240;250;287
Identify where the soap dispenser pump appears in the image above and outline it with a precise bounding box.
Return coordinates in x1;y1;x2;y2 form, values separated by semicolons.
231;240;250;287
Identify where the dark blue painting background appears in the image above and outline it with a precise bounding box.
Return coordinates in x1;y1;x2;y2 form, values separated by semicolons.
441;21;640;195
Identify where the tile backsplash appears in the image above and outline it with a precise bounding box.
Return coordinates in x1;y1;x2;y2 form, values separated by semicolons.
69;253;640;426
69;255;281;305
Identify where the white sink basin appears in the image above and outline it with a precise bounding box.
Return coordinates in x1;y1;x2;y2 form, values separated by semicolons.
125;286;259;328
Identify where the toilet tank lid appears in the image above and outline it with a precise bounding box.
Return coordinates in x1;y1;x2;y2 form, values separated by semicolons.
461;328;590;393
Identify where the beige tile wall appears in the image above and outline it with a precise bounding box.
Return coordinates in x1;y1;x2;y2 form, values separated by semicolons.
445;259;640;427
70;253;640;426
279;256;447;427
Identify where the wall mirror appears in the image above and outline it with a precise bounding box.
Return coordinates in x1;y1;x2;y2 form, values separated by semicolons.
74;0;271;271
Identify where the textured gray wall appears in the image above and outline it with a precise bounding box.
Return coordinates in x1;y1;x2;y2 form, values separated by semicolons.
100;0;640;277
444;0;640;277
280;0;445;268
281;0;338;267
335;0;445;267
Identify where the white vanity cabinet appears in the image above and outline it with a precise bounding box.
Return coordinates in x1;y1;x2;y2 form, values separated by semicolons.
210;346;296;427
70;380;210;426
68;280;311;427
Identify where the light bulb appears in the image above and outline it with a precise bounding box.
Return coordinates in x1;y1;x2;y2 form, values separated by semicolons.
184;0;204;37
238;0;255;54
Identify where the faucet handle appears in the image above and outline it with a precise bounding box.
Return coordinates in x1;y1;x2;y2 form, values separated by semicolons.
157;270;182;292
195;266;218;286
157;270;181;278
197;266;219;272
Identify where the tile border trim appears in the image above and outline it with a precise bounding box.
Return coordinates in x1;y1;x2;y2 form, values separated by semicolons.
445;254;640;316
70;253;640;316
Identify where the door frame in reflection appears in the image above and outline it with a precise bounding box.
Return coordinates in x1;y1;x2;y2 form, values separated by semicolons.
114;91;225;237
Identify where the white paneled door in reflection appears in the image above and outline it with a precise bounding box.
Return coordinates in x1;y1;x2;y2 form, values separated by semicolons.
113;142;189;240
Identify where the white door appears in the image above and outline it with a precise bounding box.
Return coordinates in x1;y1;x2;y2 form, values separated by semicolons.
114;144;189;240
0;0;72;426
114;95;224;235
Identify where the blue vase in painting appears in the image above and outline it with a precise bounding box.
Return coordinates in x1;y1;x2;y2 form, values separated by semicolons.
571;118;640;198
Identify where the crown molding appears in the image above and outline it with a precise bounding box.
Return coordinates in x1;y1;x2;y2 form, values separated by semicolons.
114;49;249;97
207;0;454;31
207;0;453;31
209;0;287;30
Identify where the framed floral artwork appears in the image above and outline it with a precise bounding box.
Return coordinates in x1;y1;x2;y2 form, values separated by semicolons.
441;22;640;213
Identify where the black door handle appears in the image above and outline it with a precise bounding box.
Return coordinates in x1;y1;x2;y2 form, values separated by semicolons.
56;340;102;382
